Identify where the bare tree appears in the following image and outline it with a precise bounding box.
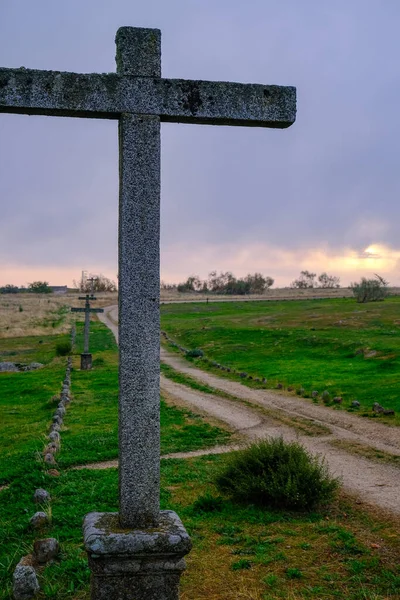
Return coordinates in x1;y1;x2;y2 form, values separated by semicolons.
74;273;117;293
317;272;340;288
290;270;317;289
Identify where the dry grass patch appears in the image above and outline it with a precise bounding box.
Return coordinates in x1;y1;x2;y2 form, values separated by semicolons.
331;439;400;467
0;292;117;338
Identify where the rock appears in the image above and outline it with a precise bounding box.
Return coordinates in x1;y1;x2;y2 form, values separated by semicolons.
29;512;49;529
276;383;283;389
248;376;253;380
239;372;248;378
373;402;384;413
33;489;50;504
351;400;360;408
48;431;60;443
333;397;343;404
365;350;377;358
52;415;62;425
44;453;57;465
262;378;267;384
33;538;59;564
55;406;66;417
44;443;58;455
383;409;395;416
28;362;44;370
47;469;60;477
287;386;293;392
226;368;231;372
50;423;61;432
311;391;319;398
0;361;19;372
13;556;39;599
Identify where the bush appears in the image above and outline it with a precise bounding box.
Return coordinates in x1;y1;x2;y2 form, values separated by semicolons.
351;274;388;303
55;341;72;356
28;281;52;294
215;437;339;511
186;348;204;358
191;492;224;514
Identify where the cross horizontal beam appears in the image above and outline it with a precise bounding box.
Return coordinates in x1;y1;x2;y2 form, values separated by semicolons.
71;307;104;313
0;68;295;128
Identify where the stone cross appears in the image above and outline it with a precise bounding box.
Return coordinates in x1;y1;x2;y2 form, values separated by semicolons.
0;27;296;599
71;294;104;368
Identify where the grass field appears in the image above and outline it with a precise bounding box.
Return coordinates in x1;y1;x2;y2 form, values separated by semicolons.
1;317;400;598
160;297;400;420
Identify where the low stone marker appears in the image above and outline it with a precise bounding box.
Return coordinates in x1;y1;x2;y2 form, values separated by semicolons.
0;25;296;600
71;294;103;369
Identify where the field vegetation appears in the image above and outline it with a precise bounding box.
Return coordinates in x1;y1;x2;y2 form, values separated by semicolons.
160;297;400;420
1;313;400;598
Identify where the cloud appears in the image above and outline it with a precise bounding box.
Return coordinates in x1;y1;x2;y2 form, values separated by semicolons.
1;1;400;287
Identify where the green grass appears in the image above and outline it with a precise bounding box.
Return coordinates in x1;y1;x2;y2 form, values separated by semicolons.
1;316;400;598
58;322;230;468
0;333;71;484
160;297;400;421
2;455;400;599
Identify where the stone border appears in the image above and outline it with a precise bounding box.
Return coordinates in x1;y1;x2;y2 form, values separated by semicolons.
161;332;396;416
13;331;75;599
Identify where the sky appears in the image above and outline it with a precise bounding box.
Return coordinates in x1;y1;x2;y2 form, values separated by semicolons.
1;0;400;288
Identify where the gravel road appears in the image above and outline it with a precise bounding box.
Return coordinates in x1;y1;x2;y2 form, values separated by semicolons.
97;305;400;515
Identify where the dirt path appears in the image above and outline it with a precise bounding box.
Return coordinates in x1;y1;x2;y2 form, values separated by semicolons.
98;305;400;515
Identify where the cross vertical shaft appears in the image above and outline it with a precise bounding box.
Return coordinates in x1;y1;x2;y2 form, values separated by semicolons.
117;28;161;528
83;296;91;353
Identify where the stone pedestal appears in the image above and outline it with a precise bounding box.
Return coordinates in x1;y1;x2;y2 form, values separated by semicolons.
83;510;191;600
80;353;92;370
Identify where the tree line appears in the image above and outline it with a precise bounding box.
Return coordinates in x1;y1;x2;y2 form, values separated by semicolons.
162;271;274;295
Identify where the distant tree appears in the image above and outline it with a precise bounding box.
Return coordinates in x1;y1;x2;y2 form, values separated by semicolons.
0;284;19;294
317;272;340;288
28;281;52;294
244;273;274;294
290;270;317;289
177;275;202;293
160;280;177;291
350;274;389;303
74;273;117;293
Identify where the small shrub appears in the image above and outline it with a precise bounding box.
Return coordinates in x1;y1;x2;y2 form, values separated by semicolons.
92;357;105;366
263;574;278;587
286;567;303;579
215;437;340;511
351;274;389;303
18;305;23;312
55;341;72;357
186;348;204;358
231;559;252;571
191;492;224;514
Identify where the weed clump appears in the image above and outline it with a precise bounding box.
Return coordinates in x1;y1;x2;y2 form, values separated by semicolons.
186;348;204;358
55;341;72;357
191;492;224;514
215;437;340;511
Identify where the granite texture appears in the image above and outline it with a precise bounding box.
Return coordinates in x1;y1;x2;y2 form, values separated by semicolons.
84;510;191;600
117;30;161;529
116;27;161;77
0;69;296;127
13;558;39;600
81;353;92;370
33;538;60;564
